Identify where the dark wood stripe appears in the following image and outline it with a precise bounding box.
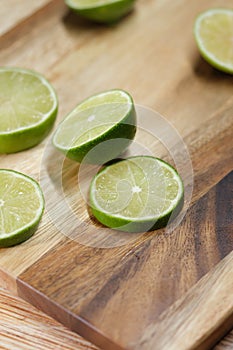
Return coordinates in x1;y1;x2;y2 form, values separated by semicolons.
215;328;233;350
215;172;233;259
79;239;152;317
17;280;123;350
192;192;214;278
135;252;233;350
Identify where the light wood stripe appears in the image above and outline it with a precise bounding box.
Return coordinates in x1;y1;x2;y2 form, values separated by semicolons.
0;0;51;35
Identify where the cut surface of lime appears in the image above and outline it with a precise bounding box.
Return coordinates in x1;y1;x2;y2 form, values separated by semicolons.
65;0;136;23
194;8;233;74
89;156;184;232
53;89;136;163
0;67;58;153
0;169;44;247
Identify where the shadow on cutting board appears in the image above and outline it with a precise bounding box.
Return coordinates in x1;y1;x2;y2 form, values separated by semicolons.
193;54;233;85
62;8;135;33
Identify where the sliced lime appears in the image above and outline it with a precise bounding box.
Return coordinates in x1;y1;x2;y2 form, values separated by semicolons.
0;67;58;153
53;89;136;163
194;8;233;74
65;0;136;23
89;156;184;232
0;169;44;247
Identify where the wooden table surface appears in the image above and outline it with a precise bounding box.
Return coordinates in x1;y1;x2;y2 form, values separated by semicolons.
0;287;232;350
0;1;233;349
0;288;99;350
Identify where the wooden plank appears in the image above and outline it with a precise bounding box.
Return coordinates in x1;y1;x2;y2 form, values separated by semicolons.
17;172;233;350
134;251;233;350
0;0;52;35
0;288;98;350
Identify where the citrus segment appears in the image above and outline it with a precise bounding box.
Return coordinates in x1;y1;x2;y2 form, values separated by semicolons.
0;169;44;247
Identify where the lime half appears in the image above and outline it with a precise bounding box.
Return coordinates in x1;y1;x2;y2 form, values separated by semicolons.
53;89;136;163
89;156;184;232
194;8;233;74
0;169;44;247
65;0;136;23
0;67;58;153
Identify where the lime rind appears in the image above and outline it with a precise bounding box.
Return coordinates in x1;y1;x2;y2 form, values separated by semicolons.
66;0;131;9
194;8;233;74
0;169;44;247
65;0;136;23
0;111;58;154
0;221;41;248
54;90;132;149
89;156;184;233
0;67;58;153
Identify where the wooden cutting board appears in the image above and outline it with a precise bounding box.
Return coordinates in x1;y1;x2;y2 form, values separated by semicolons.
0;0;233;349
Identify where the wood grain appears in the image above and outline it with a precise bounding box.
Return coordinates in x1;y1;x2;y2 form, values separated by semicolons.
0;0;233;349
0;0;51;35
134;251;233;350
0;288;98;350
215;332;233;350
0;287;231;350
17;172;233;350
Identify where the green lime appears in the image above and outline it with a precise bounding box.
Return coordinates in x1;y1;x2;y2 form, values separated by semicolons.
0;169;44;247
53;89;136;164
0;67;58;153
89;156;184;232
194;8;233;74
65;0;136;23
